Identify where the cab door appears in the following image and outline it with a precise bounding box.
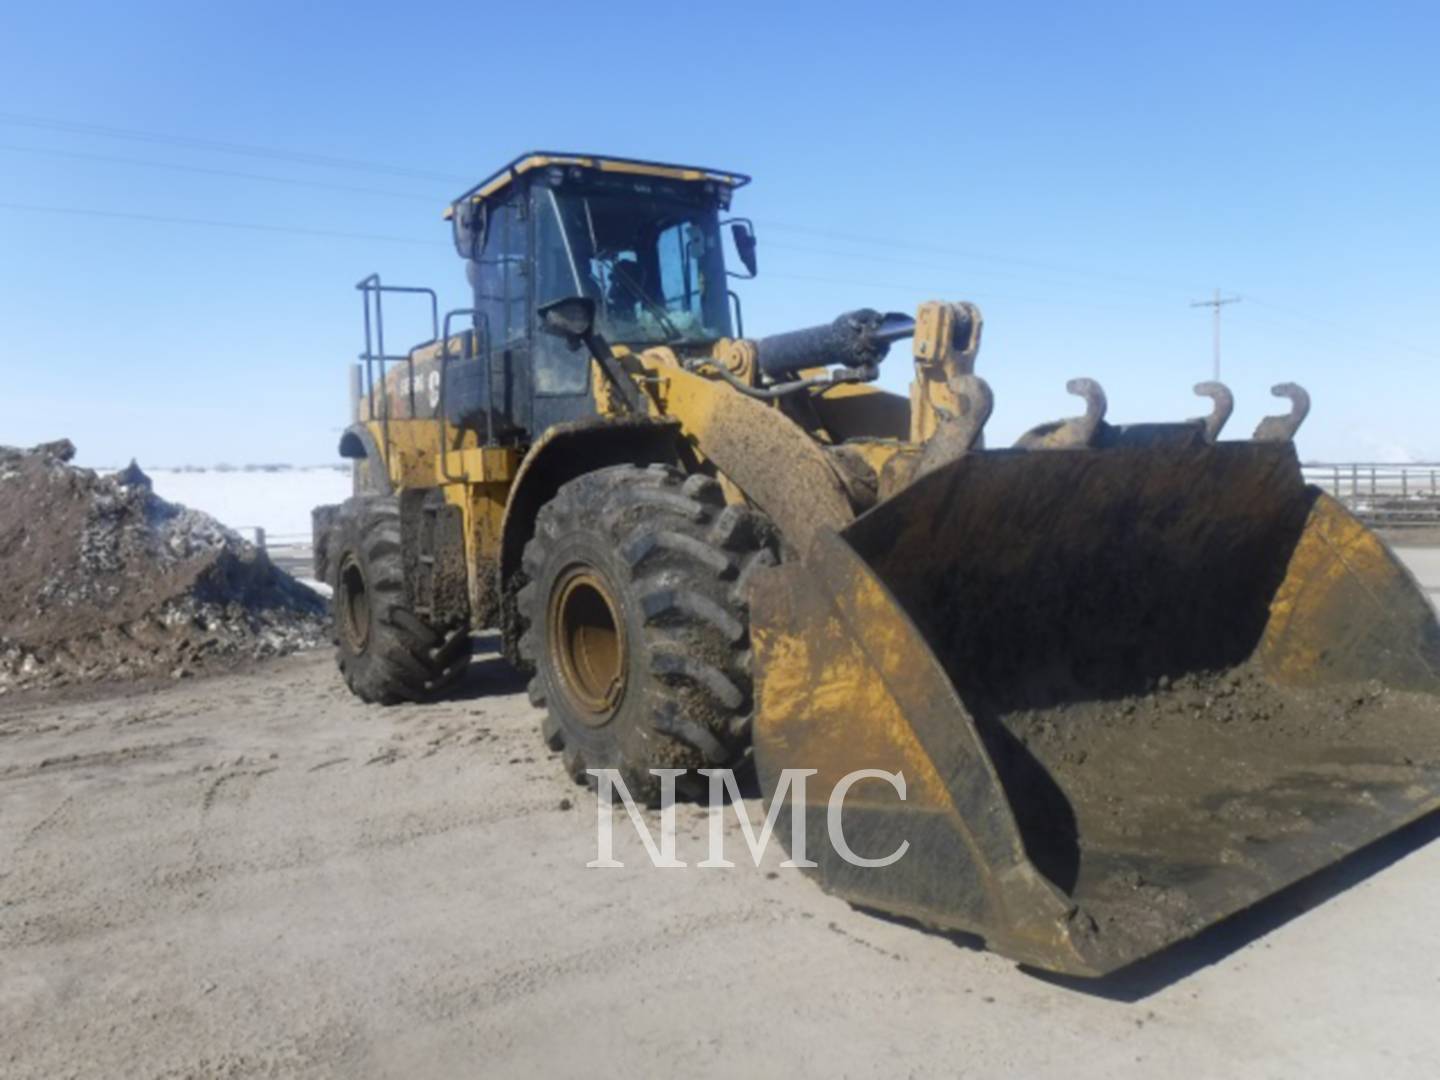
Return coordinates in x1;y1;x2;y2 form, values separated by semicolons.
527;185;599;432
468;192;533;440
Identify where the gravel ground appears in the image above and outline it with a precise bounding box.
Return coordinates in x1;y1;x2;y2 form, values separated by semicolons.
4;641;1440;1079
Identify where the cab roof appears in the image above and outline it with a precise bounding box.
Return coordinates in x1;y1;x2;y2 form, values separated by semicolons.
443;151;751;219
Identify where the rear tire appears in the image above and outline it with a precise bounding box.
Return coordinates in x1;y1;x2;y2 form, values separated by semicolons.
329;497;470;704
518;464;776;805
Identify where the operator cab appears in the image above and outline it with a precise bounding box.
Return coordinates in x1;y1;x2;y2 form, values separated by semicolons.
444;153;755;439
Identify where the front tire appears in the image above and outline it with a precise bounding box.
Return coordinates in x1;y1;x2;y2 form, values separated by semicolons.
329;497;470;704
518;464;776;804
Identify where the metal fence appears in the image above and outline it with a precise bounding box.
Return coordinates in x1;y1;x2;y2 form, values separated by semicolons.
1303;463;1440;530
234;528;312;550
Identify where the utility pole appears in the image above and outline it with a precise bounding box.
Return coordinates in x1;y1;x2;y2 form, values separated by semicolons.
1190;289;1241;381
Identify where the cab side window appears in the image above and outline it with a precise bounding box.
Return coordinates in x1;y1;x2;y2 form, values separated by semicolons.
471;198;528;348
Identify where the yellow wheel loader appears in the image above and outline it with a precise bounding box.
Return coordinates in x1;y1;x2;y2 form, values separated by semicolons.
315;152;1440;977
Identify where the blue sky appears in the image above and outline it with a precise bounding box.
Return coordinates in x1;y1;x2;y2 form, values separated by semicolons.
2;0;1436;466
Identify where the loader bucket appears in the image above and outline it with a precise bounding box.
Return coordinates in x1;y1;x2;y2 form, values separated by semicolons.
750;440;1440;976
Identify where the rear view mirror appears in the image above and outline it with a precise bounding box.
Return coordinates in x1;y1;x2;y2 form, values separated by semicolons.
451;202;486;260
729;220;758;278
538;296;596;344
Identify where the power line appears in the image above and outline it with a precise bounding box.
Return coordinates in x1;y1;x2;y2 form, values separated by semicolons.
0;112;1231;304
764;239;1198;306
3;112;1433;364
755;219;1205;295
759;232;1438;363
0;143;437;202
1241;295;1440;362
0;143;1193;302
762;271;1138;311
5;201;1431;364
0;201;440;246
764;270;1026;301
0;111;469;184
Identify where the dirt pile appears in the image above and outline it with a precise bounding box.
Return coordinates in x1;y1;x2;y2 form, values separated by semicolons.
0;440;327;693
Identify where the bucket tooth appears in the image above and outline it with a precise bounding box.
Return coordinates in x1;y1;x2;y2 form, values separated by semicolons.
1252;382;1310;442
1015;377;1108;450
952;373;993;450
915;374;992;478
1190;381;1233;444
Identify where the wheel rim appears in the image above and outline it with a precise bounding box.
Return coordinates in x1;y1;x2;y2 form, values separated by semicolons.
338;554;371;652
547;565;627;724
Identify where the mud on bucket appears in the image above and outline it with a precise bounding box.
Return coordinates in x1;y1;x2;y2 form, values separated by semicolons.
749;440;1440;976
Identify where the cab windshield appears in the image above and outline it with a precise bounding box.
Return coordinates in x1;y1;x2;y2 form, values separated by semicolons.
536;185;732;345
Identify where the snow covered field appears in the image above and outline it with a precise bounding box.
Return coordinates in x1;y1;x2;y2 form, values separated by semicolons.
144;467;352;543
130;463;1440;609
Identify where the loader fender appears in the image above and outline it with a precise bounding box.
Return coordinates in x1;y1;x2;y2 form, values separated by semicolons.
337;423;392;495
499;417;685;588
497;417;685;671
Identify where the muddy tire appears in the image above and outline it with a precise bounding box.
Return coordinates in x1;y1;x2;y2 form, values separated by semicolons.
518;464;776;805
329;497;470;704
499;573;533;678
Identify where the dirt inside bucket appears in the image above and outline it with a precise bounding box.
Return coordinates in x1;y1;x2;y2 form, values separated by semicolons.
986;667;1440;957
